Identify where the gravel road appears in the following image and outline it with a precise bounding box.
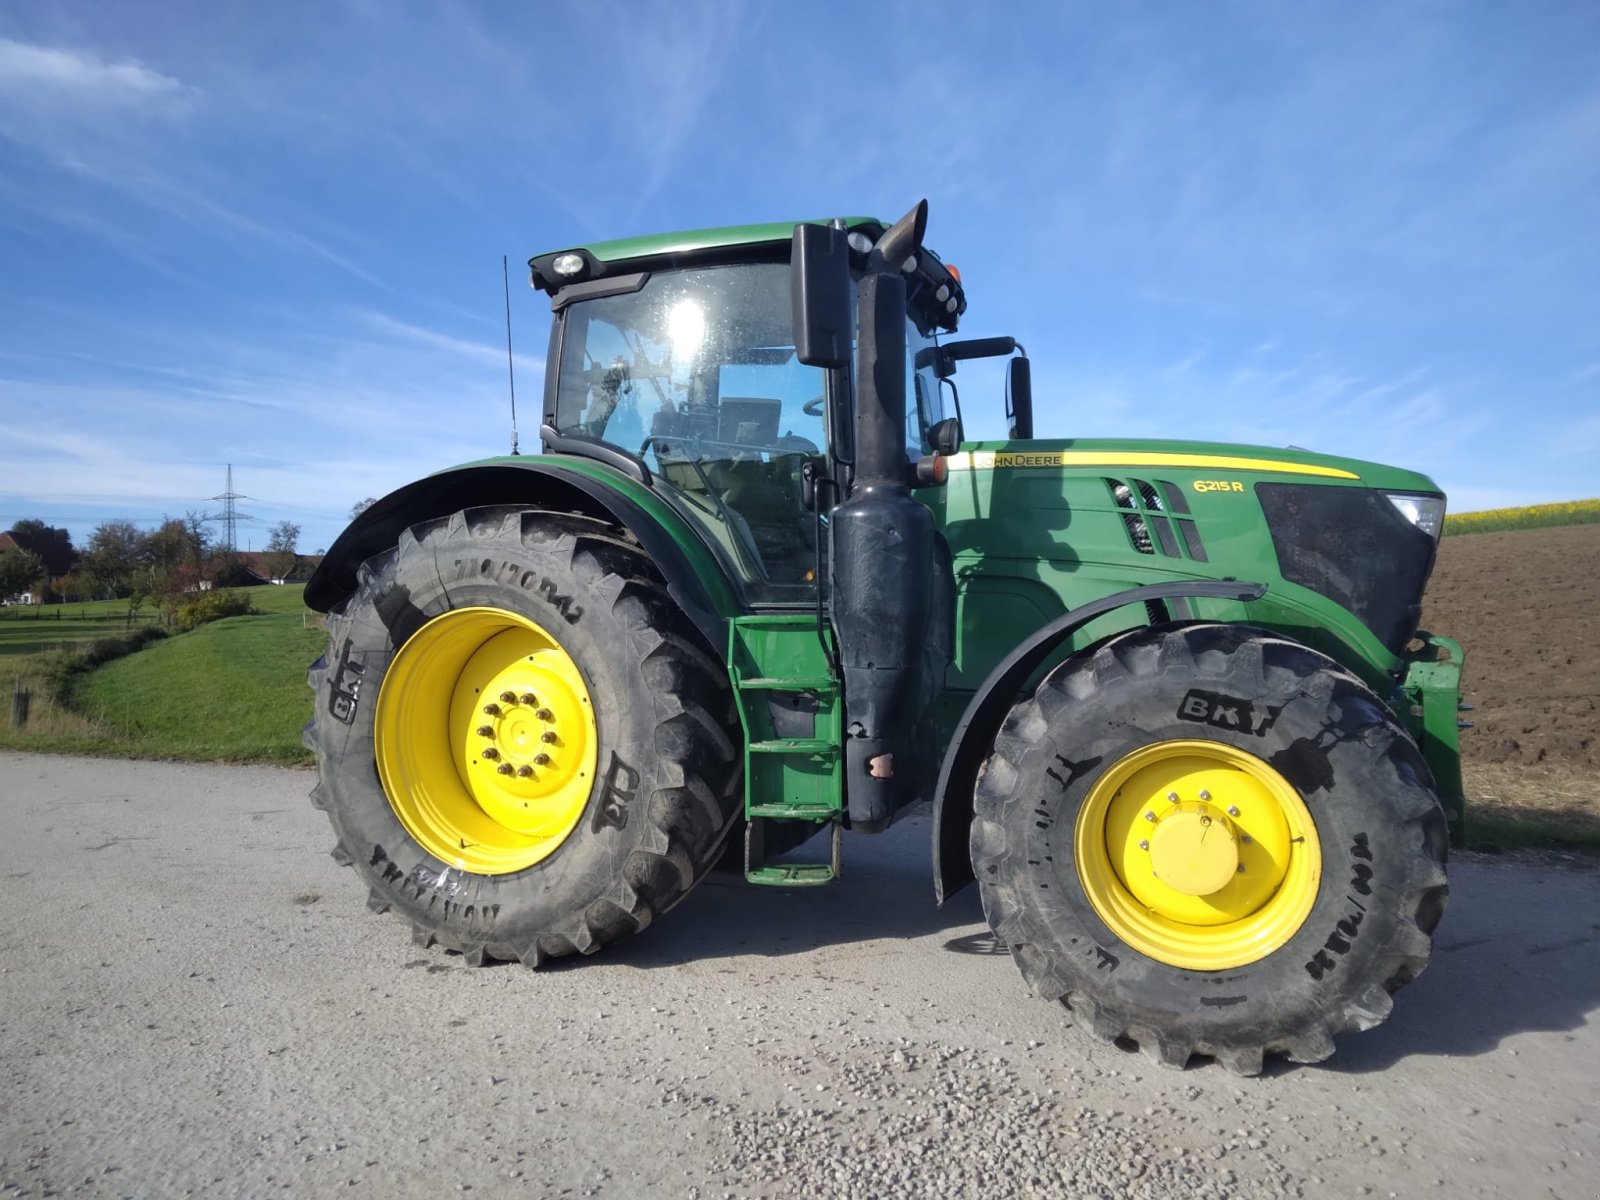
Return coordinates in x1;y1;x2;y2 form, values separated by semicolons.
2;753;1597;1199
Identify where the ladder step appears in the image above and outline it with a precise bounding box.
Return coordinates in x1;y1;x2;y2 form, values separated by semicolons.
736;675;836;692
747;802;839;822
746;862;837;887
744;819;842;887
747;738;838;755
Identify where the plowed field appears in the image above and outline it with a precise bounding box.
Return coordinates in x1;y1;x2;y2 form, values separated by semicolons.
1423;522;1599;836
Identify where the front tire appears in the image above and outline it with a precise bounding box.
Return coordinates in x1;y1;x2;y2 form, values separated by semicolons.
971;623;1449;1074
304;507;741;966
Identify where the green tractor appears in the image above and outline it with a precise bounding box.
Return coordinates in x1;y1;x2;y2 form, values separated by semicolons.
304;201;1462;1074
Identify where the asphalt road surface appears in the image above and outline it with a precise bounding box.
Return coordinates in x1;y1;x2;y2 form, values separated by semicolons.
2;753;1597;1199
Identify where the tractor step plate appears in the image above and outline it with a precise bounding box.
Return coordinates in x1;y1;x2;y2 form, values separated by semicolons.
744;817;842;886
746;862;838;887
747;801;838;821
736;676;836;692
747;738;837;755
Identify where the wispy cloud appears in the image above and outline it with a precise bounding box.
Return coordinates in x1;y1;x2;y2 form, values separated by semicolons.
354;310;543;378
0;37;193;107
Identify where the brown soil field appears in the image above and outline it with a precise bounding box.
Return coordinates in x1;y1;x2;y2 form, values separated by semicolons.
1423;522;1599;838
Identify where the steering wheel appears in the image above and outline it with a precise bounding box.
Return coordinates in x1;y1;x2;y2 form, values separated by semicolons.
774;433;819;455
802;396;825;417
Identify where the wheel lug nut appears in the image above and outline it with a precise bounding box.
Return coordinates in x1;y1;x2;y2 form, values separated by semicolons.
534;753;551;766
476;725;494;737
1166;791;1179;803
497;763;514;775
1144;811;1157;822
536;708;553;721
1236;864;1246;873
500;691;517;704
540;731;558;744
481;748;499;761
1227;805;1240;817
1138;839;1150;851
520;693;537;706
1241;834;1253;845
482;703;501;717
1199;789;1211;802
516;765;534;778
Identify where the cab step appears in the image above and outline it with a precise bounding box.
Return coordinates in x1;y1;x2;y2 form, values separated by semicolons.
745;818;842;887
747;738;838;755
728;613;844;886
737;676;837;692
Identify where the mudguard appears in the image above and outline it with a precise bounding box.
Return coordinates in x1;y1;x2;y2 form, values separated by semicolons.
932;580;1267;904
304;459;739;651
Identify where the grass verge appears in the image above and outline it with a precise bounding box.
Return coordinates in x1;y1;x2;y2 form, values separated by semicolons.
1444;497;1600;536
0;586;323;765
1460;761;1600;855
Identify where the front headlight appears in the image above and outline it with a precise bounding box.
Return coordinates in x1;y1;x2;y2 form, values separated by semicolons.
1385;493;1446;541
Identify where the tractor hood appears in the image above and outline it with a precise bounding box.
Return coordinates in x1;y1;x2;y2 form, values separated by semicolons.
942;437;1443;497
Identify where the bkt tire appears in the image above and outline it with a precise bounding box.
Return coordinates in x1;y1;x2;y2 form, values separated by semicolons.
304;507;741;966
970;623;1449;1075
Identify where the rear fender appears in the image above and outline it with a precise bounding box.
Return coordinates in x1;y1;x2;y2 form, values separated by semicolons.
305;460;738;651
932;580;1267;905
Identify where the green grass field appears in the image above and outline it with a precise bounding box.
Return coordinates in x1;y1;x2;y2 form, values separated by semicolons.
0;585;324;764
0;598;160;656
1444;497;1600;536
73;609;325;763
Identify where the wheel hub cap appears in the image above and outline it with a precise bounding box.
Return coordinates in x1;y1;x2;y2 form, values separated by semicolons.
1148;809;1238;896
374;608;597;875
1075;740;1322;970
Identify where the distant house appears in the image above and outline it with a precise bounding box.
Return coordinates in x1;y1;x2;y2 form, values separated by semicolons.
0;531;44;604
209;555;273;589
231;552;321;586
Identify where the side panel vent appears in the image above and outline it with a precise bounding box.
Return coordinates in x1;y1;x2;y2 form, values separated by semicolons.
1105;477;1208;562
1106;479;1155;554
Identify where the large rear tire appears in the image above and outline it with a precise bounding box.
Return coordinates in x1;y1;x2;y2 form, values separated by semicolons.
971;623;1448;1074
304;507;741;966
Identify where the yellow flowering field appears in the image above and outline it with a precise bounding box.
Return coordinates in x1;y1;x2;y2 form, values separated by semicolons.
1443;497;1600;536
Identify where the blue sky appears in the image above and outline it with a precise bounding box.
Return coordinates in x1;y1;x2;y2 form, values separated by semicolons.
1;2;1595;555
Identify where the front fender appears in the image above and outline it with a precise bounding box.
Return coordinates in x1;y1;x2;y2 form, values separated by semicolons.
305;457;741;651
931;580;1267;905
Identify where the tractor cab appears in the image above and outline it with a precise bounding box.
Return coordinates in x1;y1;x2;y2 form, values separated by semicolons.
530;219;978;606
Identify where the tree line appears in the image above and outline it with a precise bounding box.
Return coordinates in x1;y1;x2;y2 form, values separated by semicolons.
0;515;305;609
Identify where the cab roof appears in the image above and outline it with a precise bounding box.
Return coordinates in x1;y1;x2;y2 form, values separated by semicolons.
540;216;883;267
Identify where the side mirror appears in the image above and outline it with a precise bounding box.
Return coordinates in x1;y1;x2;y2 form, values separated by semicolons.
1007;357;1033;440
791;223;852;369
928;416;963;456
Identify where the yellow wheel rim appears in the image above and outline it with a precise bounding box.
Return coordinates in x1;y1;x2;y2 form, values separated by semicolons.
1075;740;1321;970
374;607;598;875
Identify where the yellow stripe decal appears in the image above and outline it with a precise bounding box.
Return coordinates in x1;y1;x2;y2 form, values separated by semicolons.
946;450;1359;480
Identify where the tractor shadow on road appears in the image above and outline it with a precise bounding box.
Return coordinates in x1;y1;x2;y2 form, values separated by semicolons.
1321;855;1600;1074
605;809;991;970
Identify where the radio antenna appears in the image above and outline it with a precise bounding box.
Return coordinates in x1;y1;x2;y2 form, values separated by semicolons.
502;255;520;456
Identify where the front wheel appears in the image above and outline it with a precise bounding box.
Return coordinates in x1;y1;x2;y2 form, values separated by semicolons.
304;507;741;965
971;623;1449;1074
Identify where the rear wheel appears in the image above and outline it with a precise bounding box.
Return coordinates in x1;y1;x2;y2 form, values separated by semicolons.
971;623;1449;1074
304;507;741;965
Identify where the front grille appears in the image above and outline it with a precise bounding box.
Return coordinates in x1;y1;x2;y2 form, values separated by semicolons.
1256;483;1437;653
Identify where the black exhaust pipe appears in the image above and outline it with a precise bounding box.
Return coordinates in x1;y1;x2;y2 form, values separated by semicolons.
829;206;937;831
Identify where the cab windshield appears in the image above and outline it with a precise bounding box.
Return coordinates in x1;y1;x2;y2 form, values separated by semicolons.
552;261;942;603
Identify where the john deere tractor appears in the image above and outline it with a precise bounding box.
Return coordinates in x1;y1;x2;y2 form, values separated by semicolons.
304;201;1462;1074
